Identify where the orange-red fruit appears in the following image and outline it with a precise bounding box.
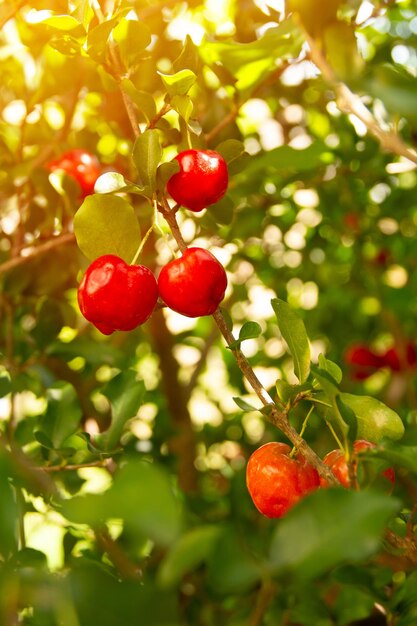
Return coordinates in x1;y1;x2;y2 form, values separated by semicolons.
321;439;394;488
47;149;101;197
246;442;320;519
158;247;227;318
78;254;158;335
166;149;228;212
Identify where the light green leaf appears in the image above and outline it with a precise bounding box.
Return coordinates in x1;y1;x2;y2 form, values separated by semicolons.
132;129;162;197
340;393;404;443
74;194;141;263
311;365;351;438
158;69;197;96
215;139;246;164
318;353;343;384
120;80;157;122
233;397;258;412
171;95;193;123
270;489;400;580
157;526;221;589
271;298;310;383
94;172;145;195
113;19;151;66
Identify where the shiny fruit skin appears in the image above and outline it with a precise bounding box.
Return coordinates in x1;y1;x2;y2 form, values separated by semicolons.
158;247;227;318
47;149;101;197
321;439;394;488
166;149;228;212
78;255;158;335
246;442;320;519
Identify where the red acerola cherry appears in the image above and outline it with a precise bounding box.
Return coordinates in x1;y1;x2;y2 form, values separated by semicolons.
78;255;158;335
246;442;320;519
382;343;417;372
47;149;101;197
344;344;384;380
321;439;394;488
158;247;227;318
166;149;229;212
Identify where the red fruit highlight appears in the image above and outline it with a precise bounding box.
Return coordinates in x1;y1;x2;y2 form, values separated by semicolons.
246;442;320;519
166;149;228;212
78;255;158;335
158;247;227;318
47;149;101;197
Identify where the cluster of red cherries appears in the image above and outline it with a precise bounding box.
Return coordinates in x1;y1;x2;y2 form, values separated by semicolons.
47;148;229;333
246;438;394;519
345;342;417;380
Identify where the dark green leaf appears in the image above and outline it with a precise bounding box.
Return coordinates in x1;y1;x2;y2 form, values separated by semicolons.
270;489;400;580
271;298;310;383
233;397;258;412
74;194;141;263
39;382;82;449
63;458;182;546
95;370;145;450
318;353;342;384
157;525;221;589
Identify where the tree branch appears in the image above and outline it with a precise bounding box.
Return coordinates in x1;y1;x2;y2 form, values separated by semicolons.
0;232;75;277
299;20;417;166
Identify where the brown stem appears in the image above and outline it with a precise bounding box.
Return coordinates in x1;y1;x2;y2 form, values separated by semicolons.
0;232;75;277
297;19;417;166
385;529;417;565
95;528;142;580
249;580;276;626
148;103;172;130
42;460;111;473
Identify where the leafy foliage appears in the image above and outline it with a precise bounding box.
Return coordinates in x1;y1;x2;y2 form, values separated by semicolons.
0;0;417;624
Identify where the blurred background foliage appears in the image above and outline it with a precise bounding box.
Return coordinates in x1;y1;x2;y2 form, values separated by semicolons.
1;0;417;624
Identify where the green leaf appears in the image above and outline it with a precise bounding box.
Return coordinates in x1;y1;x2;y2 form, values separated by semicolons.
207;195;235;226
120;80;157;123
215;139;246;164
340;393;404;443
157;161;180;191
229;321;262;349
171;95;193;123
371;443;417;474
233;397;258;412
173;35;200;74
62;459;182;546
244;141;330;175
0;451;18;557
206;525;262;595
94;172;145;195
271;298;310;383
311;366;350;438
74;194;141;263
269;489;400;581
86;9;129;63
43;15;85;35
158;69;197;97
113;19;151;66
39;382;82;449
132;129;162;197
157;526;221;589
95;370;145;450
318;353;342;384
0;375;11;398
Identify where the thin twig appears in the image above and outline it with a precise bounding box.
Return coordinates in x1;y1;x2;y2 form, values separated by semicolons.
0;232;75;277
95;528;142;580
42;459;111;473
298;19;417;166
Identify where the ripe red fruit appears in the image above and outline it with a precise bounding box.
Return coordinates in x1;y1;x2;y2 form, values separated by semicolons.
166;149;228;212
78;255;158;335
47;149;101;197
246;442;320;519
344;344;384;380
321;439;394;488
382;343;417;372
158;247;227;318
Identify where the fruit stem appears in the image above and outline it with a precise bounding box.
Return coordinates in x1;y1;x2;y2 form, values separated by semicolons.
290;405;315;458
159;196;188;253
131;223;155;265
326;420;348;458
